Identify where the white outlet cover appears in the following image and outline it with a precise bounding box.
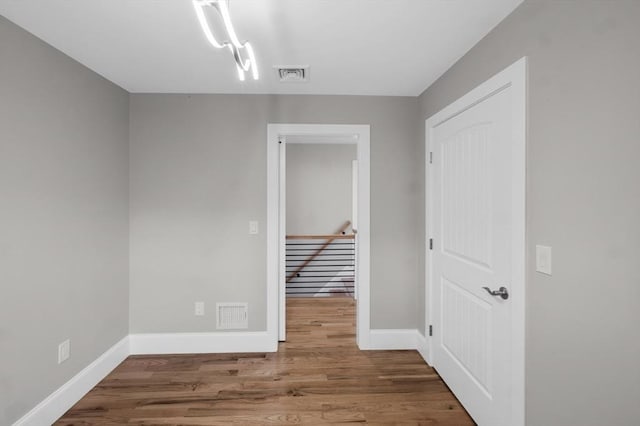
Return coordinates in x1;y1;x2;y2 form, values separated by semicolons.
195;301;205;316
58;339;70;364
535;245;552;275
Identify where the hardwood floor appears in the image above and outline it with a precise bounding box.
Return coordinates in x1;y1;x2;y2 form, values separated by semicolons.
56;298;474;425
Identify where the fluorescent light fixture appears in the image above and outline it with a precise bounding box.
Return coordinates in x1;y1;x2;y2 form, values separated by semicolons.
192;0;258;80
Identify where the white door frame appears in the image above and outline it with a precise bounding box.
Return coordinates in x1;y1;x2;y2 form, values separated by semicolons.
267;124;371;348
425;57;527;425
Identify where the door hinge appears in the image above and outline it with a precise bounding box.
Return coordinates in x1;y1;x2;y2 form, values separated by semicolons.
429;325;433;337
429;152;433;164
429;238;433;250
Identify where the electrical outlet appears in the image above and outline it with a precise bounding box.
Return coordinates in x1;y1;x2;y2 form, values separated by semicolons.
195;301;205;316
58;339;70;364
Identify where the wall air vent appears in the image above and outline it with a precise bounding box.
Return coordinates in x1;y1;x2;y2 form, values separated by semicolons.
276;66;309;82
216;303;248;329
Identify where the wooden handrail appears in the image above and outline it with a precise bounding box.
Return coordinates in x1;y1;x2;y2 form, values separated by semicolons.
286;221;352;283
286;234;355;240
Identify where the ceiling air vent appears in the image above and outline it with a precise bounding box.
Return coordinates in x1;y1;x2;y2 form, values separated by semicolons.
276;66;309;83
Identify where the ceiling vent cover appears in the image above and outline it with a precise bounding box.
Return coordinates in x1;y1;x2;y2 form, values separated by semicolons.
276;66;309;82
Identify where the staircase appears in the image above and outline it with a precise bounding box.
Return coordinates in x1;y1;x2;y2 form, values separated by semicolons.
286;221;355;298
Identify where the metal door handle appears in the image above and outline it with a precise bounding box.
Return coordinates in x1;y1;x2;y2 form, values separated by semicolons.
482;286;509;300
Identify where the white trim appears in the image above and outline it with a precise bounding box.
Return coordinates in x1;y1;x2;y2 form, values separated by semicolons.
351;159;358;232
351;159;359;301
278;141;287;340
367;329;431;357
426;122;435;365
510;57;527;426
129;331;276;355
13;326;434;425
415;331;430;365
267;124;371;349
13;336;130;426
267;126;280;346
368;329;419;350
425;57;527;426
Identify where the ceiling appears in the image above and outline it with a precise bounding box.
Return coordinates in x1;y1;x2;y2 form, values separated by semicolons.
0;0;523;96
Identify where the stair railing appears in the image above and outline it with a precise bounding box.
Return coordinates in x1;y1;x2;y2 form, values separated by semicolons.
286;220;352;283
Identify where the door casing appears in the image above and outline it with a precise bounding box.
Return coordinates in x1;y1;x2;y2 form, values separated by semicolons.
425;57;527;426
267;124;371;347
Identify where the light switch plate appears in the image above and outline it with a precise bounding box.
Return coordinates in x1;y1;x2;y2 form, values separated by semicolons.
536;245;552;275
249;220;258;235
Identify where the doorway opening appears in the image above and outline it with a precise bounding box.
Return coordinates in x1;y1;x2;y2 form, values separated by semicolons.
285;143;357;299
267;124;371;347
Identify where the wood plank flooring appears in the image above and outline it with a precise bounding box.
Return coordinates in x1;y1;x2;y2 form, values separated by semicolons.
56;298;474;425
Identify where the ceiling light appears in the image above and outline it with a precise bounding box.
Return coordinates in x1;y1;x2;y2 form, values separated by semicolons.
192;0;258;81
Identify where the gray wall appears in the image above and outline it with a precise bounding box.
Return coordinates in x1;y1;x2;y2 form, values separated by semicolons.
418;1;640;425
286;144;357;235
129;94;421;332
0;17;130;425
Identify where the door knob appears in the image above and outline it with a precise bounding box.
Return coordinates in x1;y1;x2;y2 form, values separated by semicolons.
482;286;509;300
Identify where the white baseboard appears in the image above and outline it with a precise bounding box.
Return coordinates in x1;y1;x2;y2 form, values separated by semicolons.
368;329;420;350
14;329;430;426
13;336;129;426
415;331;431;365
129;331;277;355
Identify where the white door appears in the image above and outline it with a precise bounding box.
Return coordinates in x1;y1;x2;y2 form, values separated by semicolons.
428;59;526;426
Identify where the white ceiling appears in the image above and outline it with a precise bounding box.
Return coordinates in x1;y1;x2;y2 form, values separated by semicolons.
0;0;523;96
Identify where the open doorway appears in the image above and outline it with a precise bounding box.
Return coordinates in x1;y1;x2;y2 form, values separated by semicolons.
267;124;371;348
285;143;356;299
